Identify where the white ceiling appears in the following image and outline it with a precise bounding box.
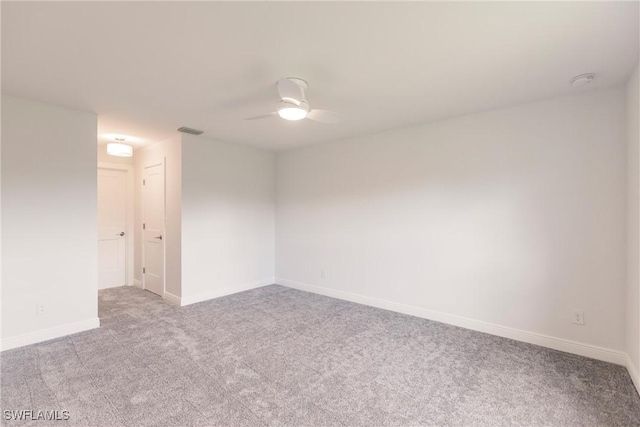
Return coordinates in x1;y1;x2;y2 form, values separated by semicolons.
2;1;638;151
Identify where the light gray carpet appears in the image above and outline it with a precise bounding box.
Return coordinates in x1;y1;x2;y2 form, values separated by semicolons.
2;285;640;426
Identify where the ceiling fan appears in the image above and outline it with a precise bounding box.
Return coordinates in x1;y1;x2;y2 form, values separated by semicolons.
246;78;345;124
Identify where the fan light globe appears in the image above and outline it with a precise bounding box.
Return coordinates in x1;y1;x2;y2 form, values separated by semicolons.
277;101;309;121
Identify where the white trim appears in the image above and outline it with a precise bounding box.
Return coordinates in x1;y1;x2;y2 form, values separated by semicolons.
180;278;274;307
98;162;135;288
276;278;627;366
97;162;133;171
1;318;100;352
133;279;143;289
627;354;640;394
97;283;124;290
163;291;181;306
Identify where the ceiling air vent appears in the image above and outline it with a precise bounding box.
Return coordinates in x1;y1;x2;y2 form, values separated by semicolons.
177;126;204;135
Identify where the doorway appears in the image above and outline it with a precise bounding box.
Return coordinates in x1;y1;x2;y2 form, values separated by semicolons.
97;164;133;289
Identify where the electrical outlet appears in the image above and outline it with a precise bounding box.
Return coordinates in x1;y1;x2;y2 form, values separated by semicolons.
36;302;45;316
572;309;584;325
320;270;326;279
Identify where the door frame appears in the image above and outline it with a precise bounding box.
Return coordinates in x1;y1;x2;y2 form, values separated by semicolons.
141;160;166;296
98;162;134;287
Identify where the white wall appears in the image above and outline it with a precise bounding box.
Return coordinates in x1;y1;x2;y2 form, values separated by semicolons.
1;96;99;350
276;87;627;359
134;137;182;298
181;134;275;305
627;64;640;385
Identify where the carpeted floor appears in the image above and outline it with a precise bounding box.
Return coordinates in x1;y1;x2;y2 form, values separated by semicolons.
2;285;640;426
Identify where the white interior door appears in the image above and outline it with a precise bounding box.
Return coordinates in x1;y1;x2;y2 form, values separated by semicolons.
98;169;127;289
143;163;165;296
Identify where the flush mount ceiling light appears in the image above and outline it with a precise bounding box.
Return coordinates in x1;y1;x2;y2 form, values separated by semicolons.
570;73;596;87
277;100;310;121
107;137;133;157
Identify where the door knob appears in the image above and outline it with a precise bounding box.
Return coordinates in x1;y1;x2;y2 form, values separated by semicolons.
154;235;163;240
117;232;125;236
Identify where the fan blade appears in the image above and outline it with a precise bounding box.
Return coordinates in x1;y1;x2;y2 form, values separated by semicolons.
277;78;303;105
306;109;345;124
245;112;276;121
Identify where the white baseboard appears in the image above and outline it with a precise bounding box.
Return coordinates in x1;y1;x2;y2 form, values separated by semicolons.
163;291;181;306
627;354;640;394
276;278;627;367
180;278;274;306
1;318;101;352
133;279;143;289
